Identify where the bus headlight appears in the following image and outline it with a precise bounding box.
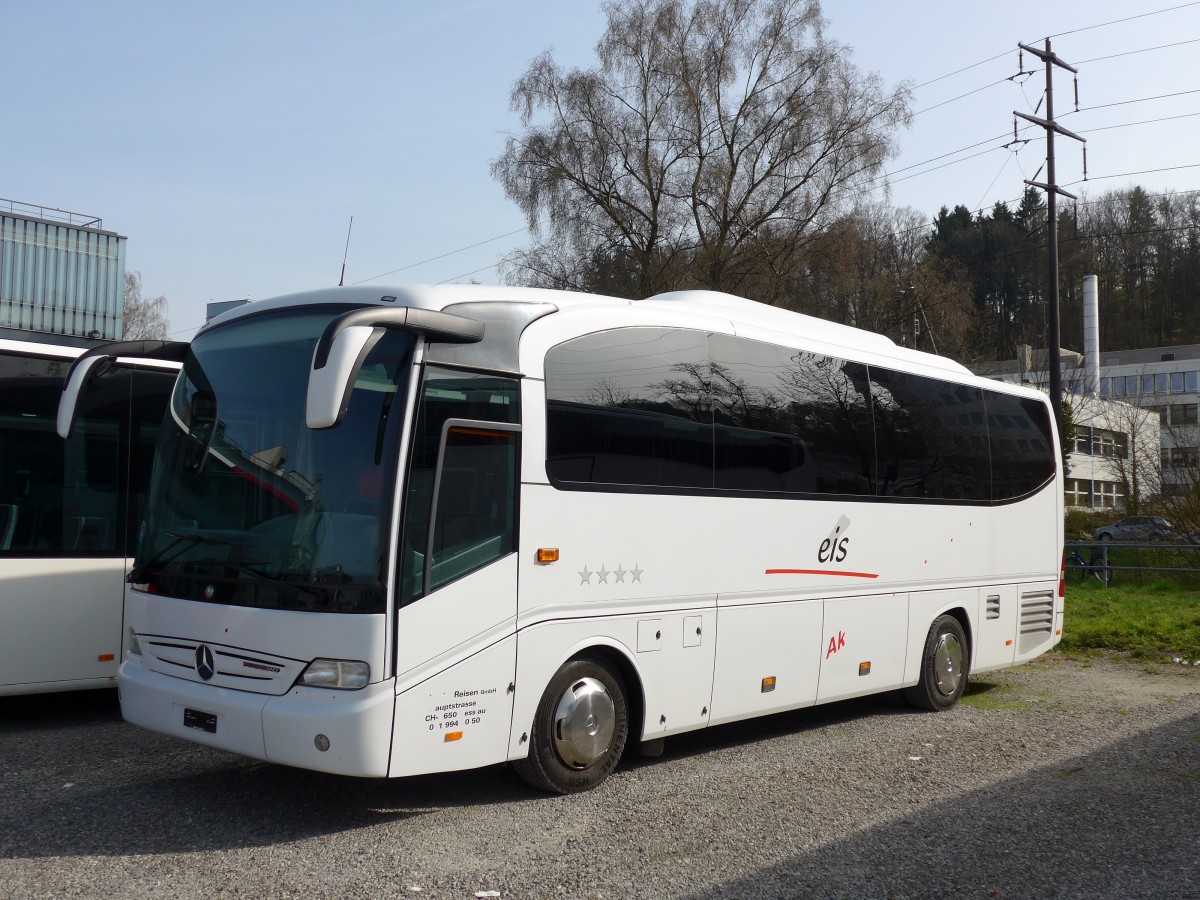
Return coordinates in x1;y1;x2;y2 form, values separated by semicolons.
299;659;370;690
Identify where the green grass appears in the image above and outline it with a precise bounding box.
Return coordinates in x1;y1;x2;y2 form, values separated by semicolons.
960;681;1037;710
1061;579;1200;660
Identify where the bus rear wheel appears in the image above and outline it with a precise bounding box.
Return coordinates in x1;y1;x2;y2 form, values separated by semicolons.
513;654;629;794
904;615;968;711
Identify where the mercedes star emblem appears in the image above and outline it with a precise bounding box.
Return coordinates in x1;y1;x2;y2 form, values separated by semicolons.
195;644;216;681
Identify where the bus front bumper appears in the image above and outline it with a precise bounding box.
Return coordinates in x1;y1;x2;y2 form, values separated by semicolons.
118;657;396;777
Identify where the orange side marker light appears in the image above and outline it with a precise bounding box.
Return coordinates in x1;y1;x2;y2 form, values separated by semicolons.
536;548;559;564
444;731;463;743
98;653;115;662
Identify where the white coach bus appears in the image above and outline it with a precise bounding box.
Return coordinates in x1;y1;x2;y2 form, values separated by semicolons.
1;337;182;695
91;286;1063;792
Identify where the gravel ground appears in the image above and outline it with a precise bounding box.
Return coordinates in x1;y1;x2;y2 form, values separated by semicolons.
1;654;1197;899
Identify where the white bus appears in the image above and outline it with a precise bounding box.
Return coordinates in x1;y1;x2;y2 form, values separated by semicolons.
100;286;1063;792
1;337;182;695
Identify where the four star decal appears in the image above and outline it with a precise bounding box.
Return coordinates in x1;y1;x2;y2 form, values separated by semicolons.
577;563;644;585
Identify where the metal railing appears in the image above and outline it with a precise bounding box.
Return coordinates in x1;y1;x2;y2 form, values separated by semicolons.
0;197;103;229
1065;539;1200;585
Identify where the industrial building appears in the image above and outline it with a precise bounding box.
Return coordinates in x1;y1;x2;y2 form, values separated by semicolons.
0;198;125;344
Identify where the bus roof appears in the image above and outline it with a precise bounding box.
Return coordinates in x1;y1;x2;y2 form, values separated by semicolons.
199;283;986;384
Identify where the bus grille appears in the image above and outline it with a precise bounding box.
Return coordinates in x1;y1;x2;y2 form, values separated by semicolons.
141;635;305;695
1019;591;1055;652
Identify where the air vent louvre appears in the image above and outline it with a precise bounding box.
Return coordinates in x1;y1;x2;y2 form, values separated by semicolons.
1019;591;1055;652
986;595;1001;620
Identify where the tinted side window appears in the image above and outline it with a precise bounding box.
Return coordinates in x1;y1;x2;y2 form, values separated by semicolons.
0;353;136;557
708;334;874;495
870;368;990;501
986;391;1055;500
545;328;712;489
124;368;175;552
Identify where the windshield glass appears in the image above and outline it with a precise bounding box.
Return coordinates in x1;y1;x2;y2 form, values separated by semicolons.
136;306;414;613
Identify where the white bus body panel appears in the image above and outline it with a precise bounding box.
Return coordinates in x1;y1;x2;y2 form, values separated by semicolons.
513;466;1061;745
119;656;397;776
394;555;517;681
508;606;718;762
119;588;397;776
388;554;519;777
816;593;909;704
390;634;517;778
0;557;127;695
709;599;823;724
125;589;389;688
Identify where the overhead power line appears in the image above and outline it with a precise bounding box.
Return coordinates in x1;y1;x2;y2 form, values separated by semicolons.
1065;163;1200;186
913;51;1012;91
1075;36;1200;65
1067;87;1200;114
1077;111;1200;134
984;221;1200;265
1046;1;1200;39
912;78;1011;116
437;262;502;285
352;226;527;285
911;2;1200;102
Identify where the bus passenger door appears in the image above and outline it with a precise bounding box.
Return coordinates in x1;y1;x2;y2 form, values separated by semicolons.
390;369;522;776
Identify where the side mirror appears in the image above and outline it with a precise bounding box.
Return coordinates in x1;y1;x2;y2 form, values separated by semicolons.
57;355;110;439
57;340;188;439
306;325;384;430
183;391;219;471
306;307;484;430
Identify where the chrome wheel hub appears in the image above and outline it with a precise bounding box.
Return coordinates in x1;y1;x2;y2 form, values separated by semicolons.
933;632;964;696
553;676;615;768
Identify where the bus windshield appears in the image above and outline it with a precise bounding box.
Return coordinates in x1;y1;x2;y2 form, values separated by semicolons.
135;307;414;613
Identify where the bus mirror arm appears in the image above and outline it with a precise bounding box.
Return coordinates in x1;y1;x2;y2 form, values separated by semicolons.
306;308;485;430
311;308;484;371
57;339;189;439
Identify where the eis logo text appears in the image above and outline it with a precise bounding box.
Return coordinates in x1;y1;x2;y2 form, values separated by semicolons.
817;515;851;564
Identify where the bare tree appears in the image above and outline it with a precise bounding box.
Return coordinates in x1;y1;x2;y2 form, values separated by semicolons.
493;0;910;299
123;271;171;340
1070;393;1160;514
799;203;978;360
1153;416;1200;539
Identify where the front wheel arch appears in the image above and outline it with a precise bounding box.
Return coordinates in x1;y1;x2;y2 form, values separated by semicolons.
512;652;631;794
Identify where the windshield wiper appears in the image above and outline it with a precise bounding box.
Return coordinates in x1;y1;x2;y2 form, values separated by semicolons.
127;530;249;583
186;557;320;605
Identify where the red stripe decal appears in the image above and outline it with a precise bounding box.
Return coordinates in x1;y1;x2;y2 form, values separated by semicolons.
765;569;879;579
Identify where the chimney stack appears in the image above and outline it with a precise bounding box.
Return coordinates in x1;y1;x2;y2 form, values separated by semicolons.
1083;275;1100;396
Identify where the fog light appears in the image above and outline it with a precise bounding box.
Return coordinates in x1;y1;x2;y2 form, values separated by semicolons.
314;734;330;752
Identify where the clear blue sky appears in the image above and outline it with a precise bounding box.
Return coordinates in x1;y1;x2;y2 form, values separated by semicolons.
4;1;1198;338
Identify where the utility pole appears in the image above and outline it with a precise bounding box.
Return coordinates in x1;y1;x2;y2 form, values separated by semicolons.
1014;39;1085;457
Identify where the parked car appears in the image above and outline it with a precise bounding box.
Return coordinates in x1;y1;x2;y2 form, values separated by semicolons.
1094;516;1174;542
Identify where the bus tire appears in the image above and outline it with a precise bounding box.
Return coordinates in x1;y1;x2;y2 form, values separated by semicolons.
513;654;629;794
904;614;969;712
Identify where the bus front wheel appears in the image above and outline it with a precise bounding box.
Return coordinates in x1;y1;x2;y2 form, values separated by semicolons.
904;615;969;711
513;654;629;794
